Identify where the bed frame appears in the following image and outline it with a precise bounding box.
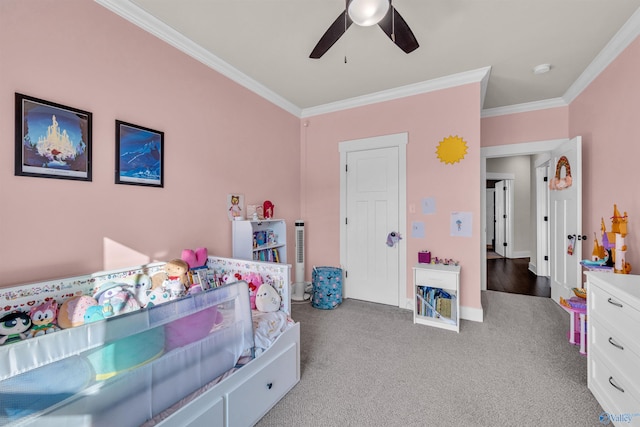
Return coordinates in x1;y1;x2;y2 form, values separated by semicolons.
0;256;300;427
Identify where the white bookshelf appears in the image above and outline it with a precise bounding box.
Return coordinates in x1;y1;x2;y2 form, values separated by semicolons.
413;263;460;332
232;219;287;263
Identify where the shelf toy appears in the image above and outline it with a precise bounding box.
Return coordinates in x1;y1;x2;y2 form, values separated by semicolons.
583;204;631;274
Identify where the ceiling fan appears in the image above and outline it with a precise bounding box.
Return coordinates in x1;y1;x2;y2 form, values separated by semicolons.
309;0;419;59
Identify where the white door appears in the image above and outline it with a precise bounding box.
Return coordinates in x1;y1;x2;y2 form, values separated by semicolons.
486;189;495;248
536;165;550;277
549;136;582;303
345;146;399;305
494;181;506;257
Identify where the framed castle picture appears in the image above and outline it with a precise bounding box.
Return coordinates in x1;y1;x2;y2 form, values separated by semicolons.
15;93;92;181
115;120;164;187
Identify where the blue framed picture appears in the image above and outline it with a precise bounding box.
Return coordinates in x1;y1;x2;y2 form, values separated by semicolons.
15;93;92;181
115;120;164;188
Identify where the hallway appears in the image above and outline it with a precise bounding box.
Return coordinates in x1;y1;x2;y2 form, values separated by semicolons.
487;257;551;298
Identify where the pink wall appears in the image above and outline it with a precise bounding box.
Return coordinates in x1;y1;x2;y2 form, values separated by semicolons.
481;106;569;147
0;0;300;287
479;36;640;272
569;36;640;270
302;85;483;310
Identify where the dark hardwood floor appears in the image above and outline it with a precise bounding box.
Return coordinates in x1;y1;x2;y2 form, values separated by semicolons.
487;256;551;298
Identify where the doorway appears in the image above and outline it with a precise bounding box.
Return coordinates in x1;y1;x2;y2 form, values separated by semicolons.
339;133;407;308
481;139;567;293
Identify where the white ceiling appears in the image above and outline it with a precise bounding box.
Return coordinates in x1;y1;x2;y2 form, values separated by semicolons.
97;0;640;117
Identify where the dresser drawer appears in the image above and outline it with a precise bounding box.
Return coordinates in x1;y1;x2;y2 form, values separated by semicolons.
589;351;640;424
590;317;640;396
414;270;457;292
227;343;298;426
589;283;640;341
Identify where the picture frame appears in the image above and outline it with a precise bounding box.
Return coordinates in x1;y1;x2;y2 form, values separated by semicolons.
115;120;164;187
15;93;92;181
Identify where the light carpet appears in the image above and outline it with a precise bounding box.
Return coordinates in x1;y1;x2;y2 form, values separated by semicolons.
256;290;602;427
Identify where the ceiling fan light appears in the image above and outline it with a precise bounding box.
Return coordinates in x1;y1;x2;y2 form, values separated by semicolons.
348;0;390;27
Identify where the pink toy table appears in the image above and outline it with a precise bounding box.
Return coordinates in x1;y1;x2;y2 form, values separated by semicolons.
562;303;587;355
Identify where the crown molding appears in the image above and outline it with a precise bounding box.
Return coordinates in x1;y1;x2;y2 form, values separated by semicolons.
481;98;568;118
563;6;640;105
95;0;302;117
96;0;640;120
301;66;492;118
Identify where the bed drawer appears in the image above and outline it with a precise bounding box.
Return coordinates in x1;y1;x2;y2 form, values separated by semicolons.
227;343;298;426
158;394;224;426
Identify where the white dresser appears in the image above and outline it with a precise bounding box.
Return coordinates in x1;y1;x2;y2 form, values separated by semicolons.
585;272;640;426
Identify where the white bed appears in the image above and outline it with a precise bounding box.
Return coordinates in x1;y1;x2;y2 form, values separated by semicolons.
0;256;300;427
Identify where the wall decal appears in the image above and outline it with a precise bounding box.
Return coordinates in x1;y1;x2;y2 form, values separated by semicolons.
436;135;468;165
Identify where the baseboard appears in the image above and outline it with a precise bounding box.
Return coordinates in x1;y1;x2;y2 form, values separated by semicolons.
529;262;536;274
461;305;484;323
510;250;531;259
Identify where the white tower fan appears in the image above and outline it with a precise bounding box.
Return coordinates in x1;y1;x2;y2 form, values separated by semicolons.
291;220;306;301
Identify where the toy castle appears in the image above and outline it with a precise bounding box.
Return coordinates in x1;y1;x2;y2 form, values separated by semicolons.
591;204;631;274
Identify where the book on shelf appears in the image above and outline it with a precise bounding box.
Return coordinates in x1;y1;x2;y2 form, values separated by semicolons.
416;285;455;321
252;247;281;263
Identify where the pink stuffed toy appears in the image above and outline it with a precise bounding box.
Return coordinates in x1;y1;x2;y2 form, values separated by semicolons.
243;272;263;310
181;247;208;293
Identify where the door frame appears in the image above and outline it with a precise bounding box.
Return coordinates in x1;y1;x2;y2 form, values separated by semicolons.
339;133;408;308
480;138;568;291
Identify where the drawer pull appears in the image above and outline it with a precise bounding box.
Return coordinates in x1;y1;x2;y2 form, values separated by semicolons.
266;382;273;390
607;298;623;308
608;337;624;351
608;377;625;393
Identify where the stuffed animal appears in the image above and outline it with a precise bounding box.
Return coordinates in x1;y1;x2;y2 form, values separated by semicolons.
0;311;32;345
181;247;208;292
93;282;141;317
145;287;172;307
58;295;99;329
151;259;190;300
255;284;281;312
243;272;263;310
28;300;60;338
181;247;208;270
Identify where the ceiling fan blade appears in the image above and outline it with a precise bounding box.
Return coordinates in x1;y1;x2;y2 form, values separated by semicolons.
378;6;419;54
310;10;353;59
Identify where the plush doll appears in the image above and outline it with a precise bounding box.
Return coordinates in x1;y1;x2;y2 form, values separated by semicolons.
181;247;208;293
28;300;60;338
151;259;190;300
0;311;32;345
145;287;172;307
255;284;281;312
93;282;141;317
58;295;99;329
243;272;263;310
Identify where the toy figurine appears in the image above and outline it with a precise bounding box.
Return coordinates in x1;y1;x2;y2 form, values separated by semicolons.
0;311;32;345
263;200;274;219
29;300;60;338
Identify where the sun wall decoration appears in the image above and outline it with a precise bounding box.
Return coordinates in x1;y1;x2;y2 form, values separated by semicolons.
436;135;468;165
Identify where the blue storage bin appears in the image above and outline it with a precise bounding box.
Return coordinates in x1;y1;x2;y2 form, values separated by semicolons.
311;267;342;309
